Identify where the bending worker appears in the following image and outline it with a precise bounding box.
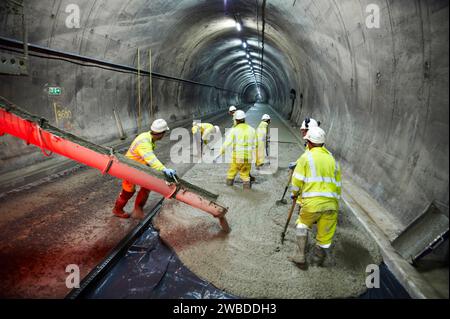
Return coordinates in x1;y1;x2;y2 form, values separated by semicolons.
289;126;341;269
216;110;258;190
256;114;271;167
192;121;220;147
112;119;177;220
289;117;321;170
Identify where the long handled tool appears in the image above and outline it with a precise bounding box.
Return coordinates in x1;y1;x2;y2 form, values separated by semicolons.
281;198;297;244
276;169;294;205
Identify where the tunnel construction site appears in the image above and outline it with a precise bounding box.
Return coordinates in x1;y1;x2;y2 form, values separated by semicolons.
0;0;448;300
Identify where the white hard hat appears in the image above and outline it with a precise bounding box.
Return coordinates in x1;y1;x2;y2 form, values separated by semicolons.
304;127;326;144
262;114;271;121
229;106;237;112
301;118;319;130
151;119;170;133
235;110;246;120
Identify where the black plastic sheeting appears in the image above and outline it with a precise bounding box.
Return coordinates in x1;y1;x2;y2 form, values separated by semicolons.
85;225;410;299
85;226;236;299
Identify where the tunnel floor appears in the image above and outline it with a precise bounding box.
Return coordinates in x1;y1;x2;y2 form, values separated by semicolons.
0;103;435;299
153;104;383;298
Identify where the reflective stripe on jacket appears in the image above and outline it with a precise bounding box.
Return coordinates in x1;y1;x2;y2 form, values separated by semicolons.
126;132;166;171
291;146;341;212
220;123;258;162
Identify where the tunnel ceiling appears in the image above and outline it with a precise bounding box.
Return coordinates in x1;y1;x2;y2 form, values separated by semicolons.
0;0;448;230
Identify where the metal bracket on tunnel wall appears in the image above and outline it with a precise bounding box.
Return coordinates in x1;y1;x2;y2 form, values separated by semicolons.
0;0;28;76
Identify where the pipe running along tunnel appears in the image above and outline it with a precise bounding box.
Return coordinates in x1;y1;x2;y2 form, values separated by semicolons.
0;0;448;299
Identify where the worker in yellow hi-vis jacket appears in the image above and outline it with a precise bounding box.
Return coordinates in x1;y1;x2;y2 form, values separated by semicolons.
289;126;341;269
256;114;271;167
216;110;259;190
112;119;177;220
192;121;220;147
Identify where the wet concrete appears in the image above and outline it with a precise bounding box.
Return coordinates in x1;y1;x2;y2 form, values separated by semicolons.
154;104;383;298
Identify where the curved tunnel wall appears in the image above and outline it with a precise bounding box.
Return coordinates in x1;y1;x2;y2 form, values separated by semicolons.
0;0;448;229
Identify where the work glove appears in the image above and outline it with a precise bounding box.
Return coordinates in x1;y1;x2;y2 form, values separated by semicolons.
288;162;297;170
291;193;298;201
163;168;177;179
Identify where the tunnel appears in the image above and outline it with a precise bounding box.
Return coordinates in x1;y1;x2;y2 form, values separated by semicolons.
0;0;448;300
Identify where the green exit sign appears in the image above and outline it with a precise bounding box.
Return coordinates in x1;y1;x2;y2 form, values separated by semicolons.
48;87;62;96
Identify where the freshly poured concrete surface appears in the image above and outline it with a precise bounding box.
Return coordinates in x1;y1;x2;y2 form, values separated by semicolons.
154;104;383;298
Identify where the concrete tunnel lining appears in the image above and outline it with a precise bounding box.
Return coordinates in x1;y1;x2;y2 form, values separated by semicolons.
0;0;448;299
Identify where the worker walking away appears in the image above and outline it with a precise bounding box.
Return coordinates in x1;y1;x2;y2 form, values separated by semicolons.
228;105;237;127
112;119;177;220
289;117;321;170
216;110;258;190
256;114;271;167
289;126;341;269
192;121;220;149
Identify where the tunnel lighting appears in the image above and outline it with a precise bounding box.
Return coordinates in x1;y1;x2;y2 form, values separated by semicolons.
246;53;250;58
242;41;247;49
236;22;242;32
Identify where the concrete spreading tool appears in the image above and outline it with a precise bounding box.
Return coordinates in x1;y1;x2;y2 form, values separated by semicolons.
281;198;297;244
276;169;294;205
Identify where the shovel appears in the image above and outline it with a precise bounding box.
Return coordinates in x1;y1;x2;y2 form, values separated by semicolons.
276;169;294;205
281;199;297;244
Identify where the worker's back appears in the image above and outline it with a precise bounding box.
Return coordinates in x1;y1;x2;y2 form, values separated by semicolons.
294;146;341;212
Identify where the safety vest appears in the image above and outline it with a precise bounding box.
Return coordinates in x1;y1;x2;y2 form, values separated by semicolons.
192;123;214;136
256;121;269;165
220;123;257;162
291;146;341;212
126;132;166;171
256;121;269;144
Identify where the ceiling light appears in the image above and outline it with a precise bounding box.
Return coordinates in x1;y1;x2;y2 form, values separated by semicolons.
236;22;242;32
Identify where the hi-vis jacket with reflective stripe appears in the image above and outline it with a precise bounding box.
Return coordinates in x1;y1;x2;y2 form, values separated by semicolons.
256;121;269;144
256;121;269;166
126;132;166;171
291;146;341;213
192;123;214;137
220;123;258;162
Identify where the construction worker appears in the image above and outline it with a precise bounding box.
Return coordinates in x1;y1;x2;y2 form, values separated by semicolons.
216;110;258;190
192;121;220;147
228;105;237;127
289;126;341;269
112;119;177;220
289;118;321;170
256;114;271;167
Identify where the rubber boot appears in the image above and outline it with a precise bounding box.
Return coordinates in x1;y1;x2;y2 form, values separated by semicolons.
131;188;150;220
112;190;134;219
226;179;234;186
288;235;308;270
311;245;327;267
243;181;252;190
